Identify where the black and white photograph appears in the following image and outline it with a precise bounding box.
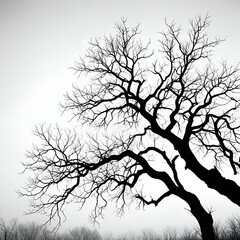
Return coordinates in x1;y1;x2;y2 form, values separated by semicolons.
1;1;240;239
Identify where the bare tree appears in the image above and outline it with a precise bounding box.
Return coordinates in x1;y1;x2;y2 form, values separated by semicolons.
20;15;240;240
68;226;102;240
18;222;41;240
0;219;18;240
38;226;59;240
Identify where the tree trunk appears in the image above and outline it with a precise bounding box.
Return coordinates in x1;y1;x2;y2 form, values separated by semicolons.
152;123;240;207
177;189;216;240
179;144;240;207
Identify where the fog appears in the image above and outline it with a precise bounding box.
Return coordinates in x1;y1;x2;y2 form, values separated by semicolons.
1;0;240;235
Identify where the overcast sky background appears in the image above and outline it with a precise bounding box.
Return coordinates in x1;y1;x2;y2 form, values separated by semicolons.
1;0;240;236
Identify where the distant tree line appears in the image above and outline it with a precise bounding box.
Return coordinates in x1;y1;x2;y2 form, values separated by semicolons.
0;218;101;240
1;216;240;240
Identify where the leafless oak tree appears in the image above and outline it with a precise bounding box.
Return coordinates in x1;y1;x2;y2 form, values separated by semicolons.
20;15;240;240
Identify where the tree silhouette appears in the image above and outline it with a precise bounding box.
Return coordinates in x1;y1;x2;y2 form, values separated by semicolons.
0;218;18;240
21;15;240;240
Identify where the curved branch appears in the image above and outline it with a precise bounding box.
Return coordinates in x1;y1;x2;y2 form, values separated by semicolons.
135;191;172;207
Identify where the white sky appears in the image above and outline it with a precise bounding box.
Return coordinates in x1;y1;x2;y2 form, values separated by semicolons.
1;0;240;236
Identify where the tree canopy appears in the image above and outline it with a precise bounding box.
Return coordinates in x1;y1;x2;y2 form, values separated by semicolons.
21;15;240;240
